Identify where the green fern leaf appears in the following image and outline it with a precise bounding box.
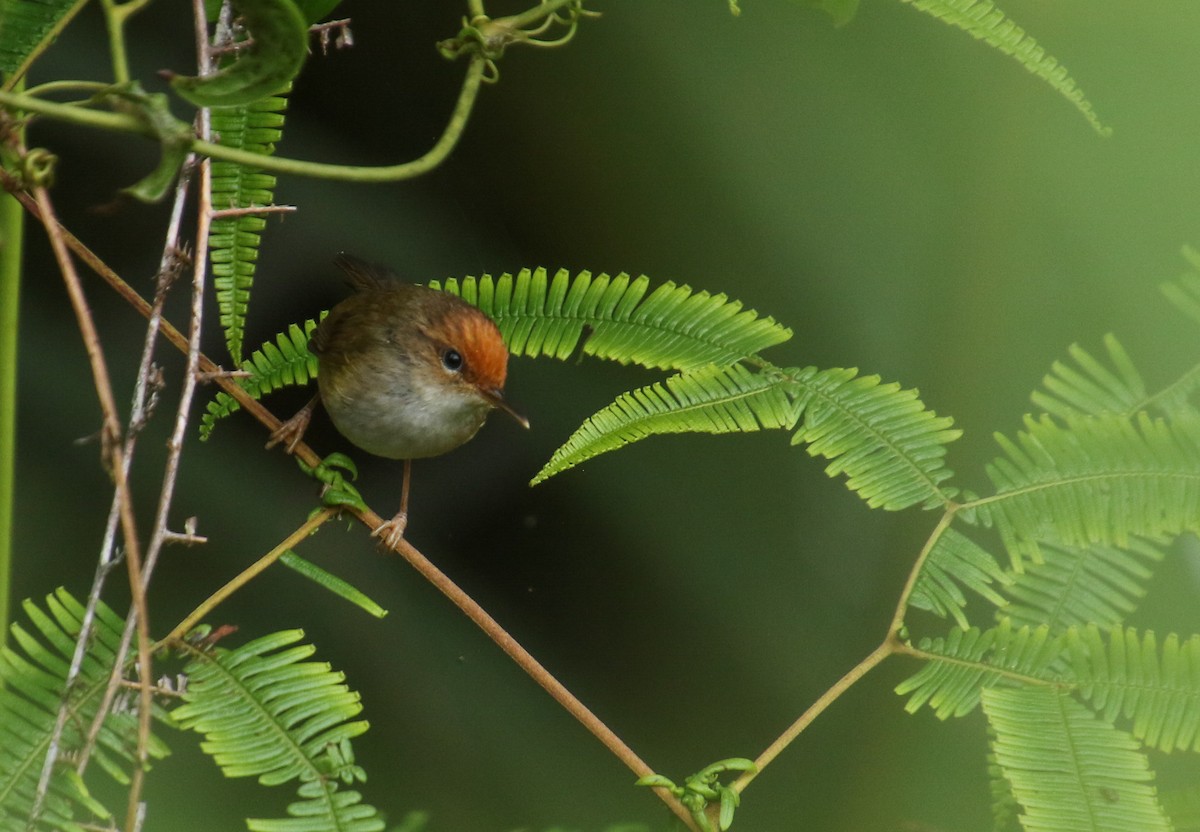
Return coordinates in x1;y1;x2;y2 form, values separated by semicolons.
209;91;289;363
531;363;799;484
0;589;169;830
895;619;1061;719
986;740;1022;832
199;315;324;440
1032;335;1148;420
908;527;1011;629
0;0;88;80
897;0;1110;136
977;411;1200;568
1068;624;1200;754
790;366;961;510
171;630;382;832
1001;537;1166;632
983;686;1170;832
432;268;792;371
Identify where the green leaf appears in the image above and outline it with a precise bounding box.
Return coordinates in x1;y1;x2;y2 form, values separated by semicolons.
279;551;388;619
0;589;169;830
790;366;961;510
172;630;383;832
983;686;1170;832
531;363;799;485
897;0;1111;136
209;91;290;362
1000;537;1166;632
0;0;88;82
805;0;860;27
1068;624;1200;753
431;268;792;372
977;412;1200;569
199;314;323;440
1032;334;1147;420
171;0;308;108
908;527;1011;629
895;619;1061;719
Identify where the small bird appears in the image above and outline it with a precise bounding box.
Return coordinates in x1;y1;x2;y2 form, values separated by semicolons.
269;254;529;547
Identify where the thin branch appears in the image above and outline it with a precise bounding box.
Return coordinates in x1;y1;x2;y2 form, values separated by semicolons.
731;638;898;794
162;508;336;645
210;204;296;219
27;184;152;831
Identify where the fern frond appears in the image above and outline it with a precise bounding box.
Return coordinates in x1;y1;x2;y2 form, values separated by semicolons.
983;687;1170;832
209;91;289;363
0;589;168;830
976;411;1200;568
171;630;381;832
895;619;1061;719
908;527;1010;629
790;367;961;510
1067;624;1200;754
1001;537;1166;632
0;0;87;81
199;315;323;440
531;363;798;484
1032;335;1148;420
1163;246;1200;328
897;0;1110;136
432;268;792;371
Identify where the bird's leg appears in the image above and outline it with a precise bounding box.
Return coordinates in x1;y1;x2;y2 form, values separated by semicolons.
372;459;412;549
266;394;320;453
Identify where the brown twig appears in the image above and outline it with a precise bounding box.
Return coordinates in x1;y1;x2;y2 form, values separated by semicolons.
210;203;296;220
27;184;154;831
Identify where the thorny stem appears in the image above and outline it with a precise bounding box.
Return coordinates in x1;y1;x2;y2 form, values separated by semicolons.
0;56;486;182
162;509;337;645
26;185;153;832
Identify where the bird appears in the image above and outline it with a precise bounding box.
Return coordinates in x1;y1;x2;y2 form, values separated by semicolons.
268;254;528;547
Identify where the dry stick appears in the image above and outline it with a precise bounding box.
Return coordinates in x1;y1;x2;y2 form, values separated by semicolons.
27;186;153;831
5;191;698;832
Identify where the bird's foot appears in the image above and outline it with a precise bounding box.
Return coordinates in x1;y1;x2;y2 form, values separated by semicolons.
266;396;317;452
371;511;408;549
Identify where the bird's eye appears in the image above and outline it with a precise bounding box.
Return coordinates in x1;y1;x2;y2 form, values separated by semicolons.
441;348;464;372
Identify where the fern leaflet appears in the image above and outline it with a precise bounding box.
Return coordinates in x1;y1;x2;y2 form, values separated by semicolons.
897;0;1110;136
209;91;289;363
200;315;324;440
171;629;382;832
983;686;1170;832
789;366;961;510
0;0;87;80
1067;624;1200;754
431;268;792;371
895;619;1061;719
976;411;1200;568
1001;537;1166;632
908;527;1010;629
531;364;799;484
0;589;169;831
1032;334;1147;420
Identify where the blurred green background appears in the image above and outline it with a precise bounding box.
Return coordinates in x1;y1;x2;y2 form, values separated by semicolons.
10;2;1200;829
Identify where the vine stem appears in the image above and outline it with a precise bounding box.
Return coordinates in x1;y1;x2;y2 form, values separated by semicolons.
731;638;898;794
162;509;337;645
0;56;486;183
0;176;18;642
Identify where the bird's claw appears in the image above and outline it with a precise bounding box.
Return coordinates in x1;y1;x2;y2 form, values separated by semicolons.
371;511;408;549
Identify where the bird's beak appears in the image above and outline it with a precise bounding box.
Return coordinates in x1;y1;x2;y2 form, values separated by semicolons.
483;388;530;430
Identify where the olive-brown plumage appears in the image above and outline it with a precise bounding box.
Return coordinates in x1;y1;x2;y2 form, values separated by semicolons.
269;255;527;547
